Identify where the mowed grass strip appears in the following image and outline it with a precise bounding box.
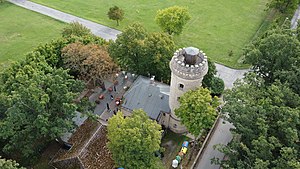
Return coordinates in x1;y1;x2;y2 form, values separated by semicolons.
30;0;268;68
0;2;64;67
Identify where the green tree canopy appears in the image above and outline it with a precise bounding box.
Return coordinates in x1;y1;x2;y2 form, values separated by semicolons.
214;73;300;168
0;156;24;169
107;109;163;169
109;23;175;83
0;53;84;161
266;0;299;13
175;87;219;136
107;6;124;26
32;33;105;69
61;22;92;38
202;59;225;95
244;28;300;94
155;6;191;35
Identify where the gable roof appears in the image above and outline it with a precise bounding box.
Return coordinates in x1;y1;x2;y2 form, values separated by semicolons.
122;76;170;119
52;119;114;169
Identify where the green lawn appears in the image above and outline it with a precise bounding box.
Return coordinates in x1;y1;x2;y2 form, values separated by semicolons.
0;2;64;68
30;0;268;68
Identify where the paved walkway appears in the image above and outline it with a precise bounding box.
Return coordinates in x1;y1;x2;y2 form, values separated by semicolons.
8;0;121;41
215;64;248;89
291;5;300;29
195;119;234;169
8;0;248;89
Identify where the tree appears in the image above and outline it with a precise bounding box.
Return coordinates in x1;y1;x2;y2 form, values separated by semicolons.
202;59;225;95
107;109;163;169
214;73;300;168
143;32;175;82
61;42;119;85
0;53;85;161
175;87;219;136
244;28;300;94
109;23;175;83
61;22;92;38
202;59;217;87
207;77;225;96
107;6;124;26
266;0;299;13
155;6;191;35
34;35;106;68
0;156;24;169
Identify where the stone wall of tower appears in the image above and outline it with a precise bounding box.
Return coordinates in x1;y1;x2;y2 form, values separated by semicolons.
168;47;208;134
169;72;205;116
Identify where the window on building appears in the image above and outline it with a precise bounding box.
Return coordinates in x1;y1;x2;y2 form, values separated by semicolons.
179;83;184;90
173;124;177;128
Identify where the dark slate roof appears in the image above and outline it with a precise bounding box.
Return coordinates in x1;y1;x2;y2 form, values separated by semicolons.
122;76;170;119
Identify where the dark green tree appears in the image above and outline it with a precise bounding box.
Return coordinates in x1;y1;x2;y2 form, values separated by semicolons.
175;87;219;136
109;23;175;83
155;6;191;35
244;29;300;94
266;0;299;13
107;109;163;169
0;54;84;161
202;59;225;95
206;77;225;96
214;73;300;169
107;6;124;26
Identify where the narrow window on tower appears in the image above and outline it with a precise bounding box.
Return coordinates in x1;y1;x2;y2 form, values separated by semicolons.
179;83;184;90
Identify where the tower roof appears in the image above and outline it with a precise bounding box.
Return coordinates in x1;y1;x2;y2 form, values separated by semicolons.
169;47;208;80
184;47;199;56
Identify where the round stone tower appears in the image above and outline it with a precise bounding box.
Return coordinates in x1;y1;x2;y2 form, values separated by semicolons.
168;47;208;133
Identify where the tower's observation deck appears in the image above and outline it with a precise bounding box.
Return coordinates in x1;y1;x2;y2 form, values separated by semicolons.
170;47;208;80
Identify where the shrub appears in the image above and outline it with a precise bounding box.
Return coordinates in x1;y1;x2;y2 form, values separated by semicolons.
62;22;92;38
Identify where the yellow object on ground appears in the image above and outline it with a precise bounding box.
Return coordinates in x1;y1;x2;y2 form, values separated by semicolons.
181;147;187;154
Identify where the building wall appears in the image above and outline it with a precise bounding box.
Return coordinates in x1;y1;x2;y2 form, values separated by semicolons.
169;72;203;117
168;72;203;133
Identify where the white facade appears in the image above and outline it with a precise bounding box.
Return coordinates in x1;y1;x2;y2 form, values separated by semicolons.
168;47;208;133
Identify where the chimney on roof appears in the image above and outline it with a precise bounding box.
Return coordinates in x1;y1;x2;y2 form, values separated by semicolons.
150;76;155;84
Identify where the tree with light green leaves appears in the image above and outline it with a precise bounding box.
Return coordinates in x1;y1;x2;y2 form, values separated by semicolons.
0;156;24;169
213;73;300;169
107;109;163;169
175;87;219;136
155;6;191;35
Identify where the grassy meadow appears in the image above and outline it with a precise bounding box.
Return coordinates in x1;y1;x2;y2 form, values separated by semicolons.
0;2;64;68
30;0;269;68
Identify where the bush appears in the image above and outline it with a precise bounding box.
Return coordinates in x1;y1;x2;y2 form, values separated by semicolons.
207;77;225;96
62;22;92;38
